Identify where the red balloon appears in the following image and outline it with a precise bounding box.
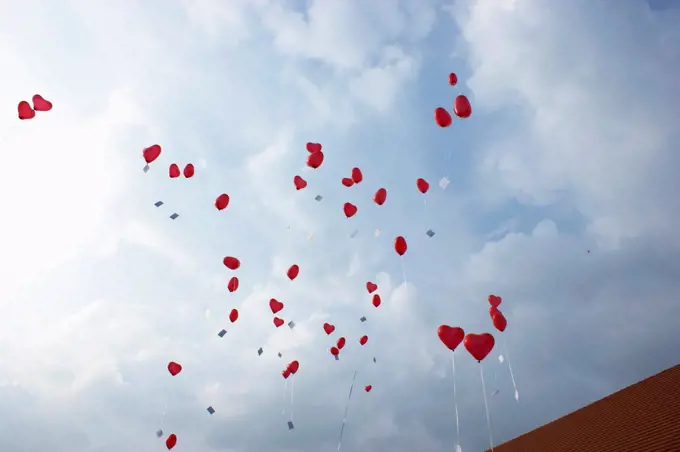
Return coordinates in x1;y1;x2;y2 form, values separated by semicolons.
32;94;53;112
17;101;35;120
287;264;299;281
448;73;458;86
183;163;195;178
282;369;291;379
435;107;452;128
223;256;241;270
215;193;230;210
269;298;284;314
307;151;324;169
229;308;239;323
166;433;177;450
488;294;502;308
343;202;358;218
306;142;322;153
359;335;368;346
293;175;307;190
373;188;387;206
454;95;472;118
351;167;363;184
342;177;354;187
323;323;335;335
437;325;465;351
167;361;182;376
492;311;507;332
227;276;239;293
372;294;381;307
416;178;430;194
364;385;372;392
464;333;495;362
336;337;346;350
366;282;378;293
273;317;284;328
489;306;499;317
142;144;162;164
330;346;340;356
169;163;180;178
394;236;407;256
287;360;300;374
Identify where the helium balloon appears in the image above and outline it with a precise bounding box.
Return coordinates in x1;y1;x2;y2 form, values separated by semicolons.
448;73;458;86
143;145;162;164
215;194;230;210
227;276;239;293
351;167;363;184
269;298;284;314
437;325;465;351
229;309;239;323
435;107;452;127
167;362;182;376
17;101;35;120
343;202;358;218
306;142;322;153
323;323;336;335
416;178;430;194
366;282;378;293
488;294;502;308
169;164;180;178
287;264;300;281
32;94;53;111
394;236;407;256
293;175;307;190
223;256;241;270
342;177;354;187
273;317;285;328
372;294;381;307
373;188;387;205
307;151;324;169
454;95;472;118
492;311;507;332
183;163;195;178
464;333;495;362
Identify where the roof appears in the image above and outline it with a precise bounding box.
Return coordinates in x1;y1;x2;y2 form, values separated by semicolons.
487;364;680;452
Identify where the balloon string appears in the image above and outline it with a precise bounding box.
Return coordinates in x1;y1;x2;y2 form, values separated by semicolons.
504;338;519;402
399;256;408;285
336;370;358;452
480;364;494;452
452;354;461;448
282;379;288;415
289;376;295;422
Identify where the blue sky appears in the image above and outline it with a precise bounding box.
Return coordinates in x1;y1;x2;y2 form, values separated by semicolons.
1;0;679;451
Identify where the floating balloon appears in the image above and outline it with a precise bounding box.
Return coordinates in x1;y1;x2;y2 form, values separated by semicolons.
394;236;407;256
372;294;381;307
32;94;53;111
489;306;499;317
464;333;495;362
366;282;378;293
273;317;285;328
488;295;502;308
227;276;239;293
307;151;324;169
343;202;358;218
166;434;177;450
416;178;430;194
342;177;354;187
229;308;239;323
167;362;182;376
454;95;472;118
294;175;307;190
17;101;35;120
169;164;180;178
143;145;162;164
492;311;507;332
282;369;291;379
351;167;363;184
435;107;452;128
215;194;230;210
364;385;372;392
183;163;195;178
359;335;368;346
330;346;339;356
437;325;465;351
373;188;387;206
448;73;458;86
306;142;322;153
287;360;300;374
269;298;284;314
223;256;241;270
337;337;346;350
323;323;335;335
287;264;300;281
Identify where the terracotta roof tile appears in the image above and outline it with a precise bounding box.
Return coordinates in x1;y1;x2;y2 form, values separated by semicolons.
487;364;680;452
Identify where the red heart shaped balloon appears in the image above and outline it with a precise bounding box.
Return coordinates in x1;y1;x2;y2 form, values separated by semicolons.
434;107;452;128
142;144;162;164
372;294;381;307
394;236;407;256
488;294;502;307
341;177;354;187
17;101;35;120
464;333;495;362
359;335;368;346
330;346;339;356
351;167;363;184
215;193;230;210
183;163;195;178
227;276;239;293
437;325;465;351
166;433;177;450
287;360;300;374
364;385;372;392
169;163;180;178
336;337;346;350
492;311;507;332
223;256;240;270
416;178;430;194
282;369;291;379
229;308;239;323
343;202;358;218
454;94;472;119
448;73;458;86
293;175;307;190
373;188;387;205
269;298;284;314
366;282;378;293
323;323;335;335
307;151;324;169
273;317;284;328
32;94;53;112
287;264;299;281
489;306;499;317
306;142;322;153
167;361;182;376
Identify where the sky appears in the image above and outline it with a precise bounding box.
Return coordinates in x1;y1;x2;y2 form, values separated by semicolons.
0;0;679;451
